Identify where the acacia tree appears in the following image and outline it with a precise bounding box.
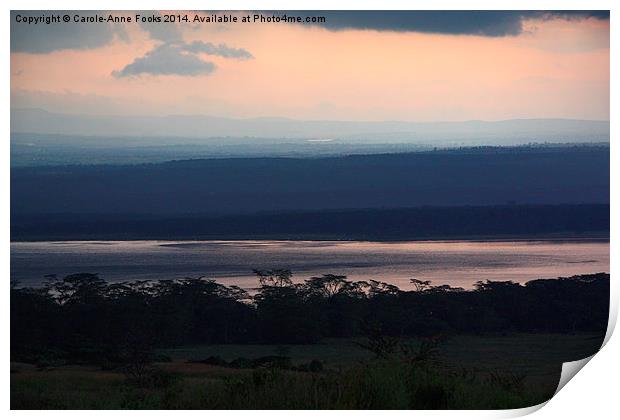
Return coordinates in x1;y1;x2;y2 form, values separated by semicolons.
305;274;352;298
410;279;432;293
253;269;293;288
45;273;107;305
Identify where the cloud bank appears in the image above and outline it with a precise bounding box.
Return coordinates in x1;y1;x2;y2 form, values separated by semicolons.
138;10;183;42
11;10;127;53
11;10;608;55
298;10;609;36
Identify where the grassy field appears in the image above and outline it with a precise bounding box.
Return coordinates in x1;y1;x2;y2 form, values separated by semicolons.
160;333;603;389
11;333;603;410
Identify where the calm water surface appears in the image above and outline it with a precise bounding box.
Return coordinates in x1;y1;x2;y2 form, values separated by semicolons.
10;240;609;290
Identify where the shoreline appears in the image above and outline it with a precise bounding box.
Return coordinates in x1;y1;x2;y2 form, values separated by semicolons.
10;232;610;243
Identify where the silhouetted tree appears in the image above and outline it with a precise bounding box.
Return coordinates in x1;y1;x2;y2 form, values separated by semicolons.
410;279;432;293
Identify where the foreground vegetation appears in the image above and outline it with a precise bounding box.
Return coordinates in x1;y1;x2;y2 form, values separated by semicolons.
11;271;609;409
13;332;604;409
9;361;541;409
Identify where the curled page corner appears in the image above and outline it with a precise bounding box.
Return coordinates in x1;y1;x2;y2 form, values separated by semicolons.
552;294;620;397
504;355;598;418
554;354;595;396
602;300;618;348
500;400;549;418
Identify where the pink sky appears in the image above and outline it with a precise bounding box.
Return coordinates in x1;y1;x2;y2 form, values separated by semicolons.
10;12;610;121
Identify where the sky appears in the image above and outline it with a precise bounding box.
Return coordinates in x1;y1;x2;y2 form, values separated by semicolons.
10;10;610;122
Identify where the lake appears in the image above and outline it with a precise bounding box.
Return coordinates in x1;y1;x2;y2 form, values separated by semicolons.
10;239;609;290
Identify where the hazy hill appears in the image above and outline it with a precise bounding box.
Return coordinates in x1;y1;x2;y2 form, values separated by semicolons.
11;146;609;217
11;108;609;145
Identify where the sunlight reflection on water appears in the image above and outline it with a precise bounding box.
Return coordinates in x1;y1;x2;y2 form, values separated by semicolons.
10;239;610;290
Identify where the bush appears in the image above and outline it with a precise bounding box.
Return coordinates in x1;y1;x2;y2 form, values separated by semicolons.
296;360;323;372
125;367;179;389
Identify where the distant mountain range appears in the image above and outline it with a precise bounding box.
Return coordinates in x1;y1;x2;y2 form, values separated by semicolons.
11;108;609;145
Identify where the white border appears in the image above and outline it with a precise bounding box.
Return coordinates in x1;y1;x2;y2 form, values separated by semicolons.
3;1;617;418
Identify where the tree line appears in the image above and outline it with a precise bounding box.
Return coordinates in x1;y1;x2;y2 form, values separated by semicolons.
11;271;609;364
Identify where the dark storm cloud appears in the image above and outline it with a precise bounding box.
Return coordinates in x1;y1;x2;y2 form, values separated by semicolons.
297;10;609;36
183;41;254;59
11;10;127;53
138;11;183;42
112;43;216;77
12;10;608;55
